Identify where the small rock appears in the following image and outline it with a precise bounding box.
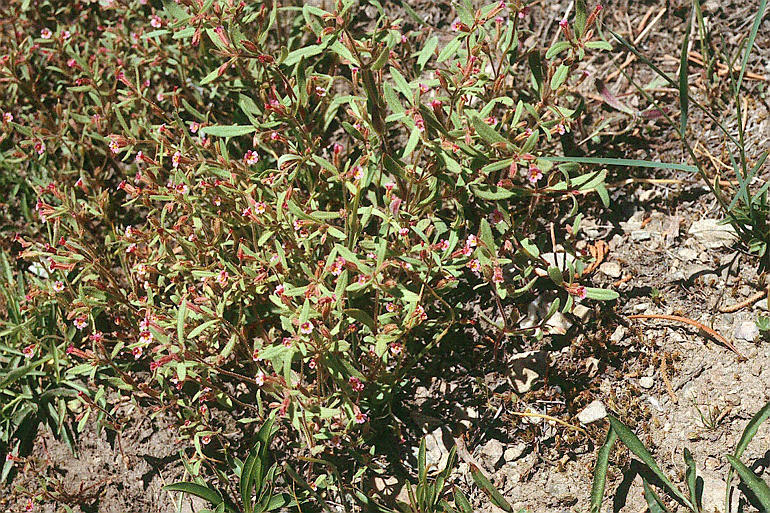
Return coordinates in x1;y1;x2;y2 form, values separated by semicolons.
545;311;572;335
677;246;699;262
420;427;451;469
639;376;654;389
688;218;737;249
620;211;645;233
572;304;591;322
633;302;650;313
577;400;607;424
599;261;622;278
610;325;627;343
585;357;600;377
734;321;759;342
509;351;547;394
504;442;527;462
631;230;651;241
480;439;505;467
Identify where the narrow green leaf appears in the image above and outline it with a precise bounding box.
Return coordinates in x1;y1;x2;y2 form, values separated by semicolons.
164;482;224;506
590;427;617;513
726;455;770;511
642;479;672;513
679;4;693;136
575;0;587;37
683;448;699;512
200;125;256;137
736;0;768;93
177;299;187;345
470;464;512;512
727;400;770;511
607;415;692;509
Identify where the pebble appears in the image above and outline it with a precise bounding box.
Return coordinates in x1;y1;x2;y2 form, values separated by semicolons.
733;321;759;342
599;261;622;278
577;400;607;424
677;246;699;262
480;439;505;467
609;325;627;343
504;442;528;462
639;376;654;389
631;230;651;241
688;218;737;249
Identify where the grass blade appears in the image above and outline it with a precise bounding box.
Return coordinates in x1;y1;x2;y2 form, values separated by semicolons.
725;455;770;510
679;4;693;136
683;448;699;512
642;479;672;513
736;0;768;93
590;427;617;513
540;156;697;172
164;482;224;507
726;400;770;512
470;464;512;512
607;415;693;509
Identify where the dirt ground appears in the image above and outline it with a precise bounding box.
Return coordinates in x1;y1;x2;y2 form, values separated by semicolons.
5;0;770;512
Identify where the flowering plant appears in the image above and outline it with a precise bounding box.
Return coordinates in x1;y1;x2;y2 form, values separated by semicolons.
1;0;617;504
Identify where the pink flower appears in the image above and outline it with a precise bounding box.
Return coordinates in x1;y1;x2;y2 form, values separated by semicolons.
34;140;46;155
139;331;153;344
150;16;162;28
22;344;36;358
332;143;344;154
3;112;12;123
189;121;200;133
244;150;260;165
171;151;182;168
201;434;211;445
556;123;566;135
349;376;364;392
40;28;52;39
90;331;104;344
398;227;409;237
254;202;266;214
467;259;481;273
109;139;120;154
385;302;397;312
438;239;450;250
389;342;403;355
384;181;396;192
572;285;587;300
353;408;368;424
559;19;569;29
274;284;285;296
53;280;65;292
493;267;504;284
216;270;229;287
299;321;313;335
466;234;478;248
528;165;542;184
25;498;34;512
132;346;143;359
74;317;88;330
255;370;265;386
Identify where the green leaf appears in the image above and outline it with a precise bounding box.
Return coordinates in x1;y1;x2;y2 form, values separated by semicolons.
344;308;375;332
590;427;617;513
470;464;512;512
679;4;693;136
200;125;256;137
727;400;770;511
575;0;587;38
437;36;463;63
164;482;224;507
726;455;770;511
470;184;517;200
585;287;620;302
453;487;473;513
283;45;322;66
541;156;698;173
471;114;507;145
642;479;671;513
550;63;570;90
547;266;563;285
177;299;187;346
607;415;693;509
585;41;613;51
546;41;572;59
736;0;768;94
417;36;438;68
0;356;52;389
683;448;699;512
